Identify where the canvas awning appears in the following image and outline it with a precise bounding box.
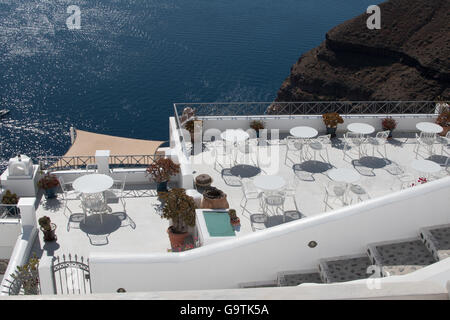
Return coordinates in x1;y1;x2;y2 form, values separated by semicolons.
50;129;165;169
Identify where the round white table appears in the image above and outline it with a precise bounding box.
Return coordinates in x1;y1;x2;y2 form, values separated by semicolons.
220;129;250;143
411;160;441;174
328;168;360;184
347;123;375;135
73;174;114;194
253;175;286;191
416;122;443;134
290;126;318;139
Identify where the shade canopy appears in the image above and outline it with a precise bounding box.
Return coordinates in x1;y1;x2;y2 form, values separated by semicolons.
64;129;165;157
48;129;165;169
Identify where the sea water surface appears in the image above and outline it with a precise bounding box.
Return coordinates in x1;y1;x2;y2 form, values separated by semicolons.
0;0;375;165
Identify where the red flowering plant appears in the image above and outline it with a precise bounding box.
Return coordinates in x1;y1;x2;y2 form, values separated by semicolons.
37;173;60;190
410;177;427;187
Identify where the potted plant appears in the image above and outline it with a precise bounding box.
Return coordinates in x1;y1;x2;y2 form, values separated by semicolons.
159;188;196;249
38;216;57;242
249;120;265;138
322;112;344;138
37;173;60;199
200;186;229;209
10;254;40;295
228;209;240;231
146;158;181;193
381;117;397;138
1;190;19;216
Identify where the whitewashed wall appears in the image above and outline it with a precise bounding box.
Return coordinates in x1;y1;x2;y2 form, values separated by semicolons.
0;220;21;259
88;176;450;293
200;114;438;134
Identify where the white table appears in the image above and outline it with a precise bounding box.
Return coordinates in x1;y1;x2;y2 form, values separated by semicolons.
416;122;443;134
328;168;361;205
328;168;360;184
220;129;250;143
253;175;286;191
290;126;318;139
73;174;114;194
411;160;441;175
347;123;375;135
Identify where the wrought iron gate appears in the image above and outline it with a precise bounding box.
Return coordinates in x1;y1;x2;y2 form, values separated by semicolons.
52;254;91;295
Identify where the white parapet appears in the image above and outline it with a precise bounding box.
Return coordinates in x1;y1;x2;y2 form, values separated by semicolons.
95;150;110;175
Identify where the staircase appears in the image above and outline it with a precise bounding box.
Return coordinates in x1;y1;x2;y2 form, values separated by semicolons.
239;224;450;288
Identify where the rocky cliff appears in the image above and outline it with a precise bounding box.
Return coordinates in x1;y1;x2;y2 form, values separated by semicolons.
275;0;449;103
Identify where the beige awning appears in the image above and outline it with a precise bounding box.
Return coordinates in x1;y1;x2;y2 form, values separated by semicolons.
50;129;165;169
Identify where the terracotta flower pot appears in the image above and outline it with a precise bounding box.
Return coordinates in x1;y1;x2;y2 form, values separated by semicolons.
201;194;229;209
40;223;57;242
167;226;189;249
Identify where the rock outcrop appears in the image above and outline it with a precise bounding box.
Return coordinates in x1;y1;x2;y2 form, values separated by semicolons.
275;0;449;103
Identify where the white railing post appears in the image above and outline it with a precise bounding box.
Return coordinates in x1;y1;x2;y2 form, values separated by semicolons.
95;150;110;175
38;255;56;295
69;126;76;144
18;197;36;230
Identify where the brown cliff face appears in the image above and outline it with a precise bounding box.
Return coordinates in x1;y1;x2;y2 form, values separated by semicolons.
276;0;450;103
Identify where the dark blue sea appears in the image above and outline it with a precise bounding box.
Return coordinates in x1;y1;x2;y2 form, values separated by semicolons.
0;0;375;166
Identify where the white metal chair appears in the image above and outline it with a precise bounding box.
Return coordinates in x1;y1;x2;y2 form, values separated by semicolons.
285;136;304;165
414;132;436;158
240;178;262;215
81;192;110;224
86;164;98;173
58;177;80;215
262;192;285;221
366;130;389;158
107;174;128;210
349;183;371;203
343;132;366;160
308;134;331;162
323;180;347;211
436;131;450;155
213;140;234;171
280;177;299;212
384;162;415;190
430;153;450;180
236;139;258;165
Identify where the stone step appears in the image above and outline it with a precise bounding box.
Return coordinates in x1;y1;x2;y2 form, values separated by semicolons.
420;224;450;261
238;280;278;289
367;238;437;277
318;254;375;283
277;269;323;287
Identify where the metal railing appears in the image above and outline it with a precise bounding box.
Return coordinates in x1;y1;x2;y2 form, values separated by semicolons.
173;101;438;158
174;101;437;119
0;204;20;219
38;154;164;171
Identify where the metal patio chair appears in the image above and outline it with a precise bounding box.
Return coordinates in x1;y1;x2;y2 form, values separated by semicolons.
366;130;389;158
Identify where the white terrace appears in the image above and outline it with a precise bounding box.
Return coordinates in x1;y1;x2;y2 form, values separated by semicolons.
1;101;449;296
29;110;450;259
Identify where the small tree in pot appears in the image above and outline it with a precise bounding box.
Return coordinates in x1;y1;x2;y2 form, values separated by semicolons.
159;188;196;249
37;173;60;199
249;120;265;138
381;117;397;138
38;216;57;242
146;158;181;193
322;112;344;138
201;186;229;209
